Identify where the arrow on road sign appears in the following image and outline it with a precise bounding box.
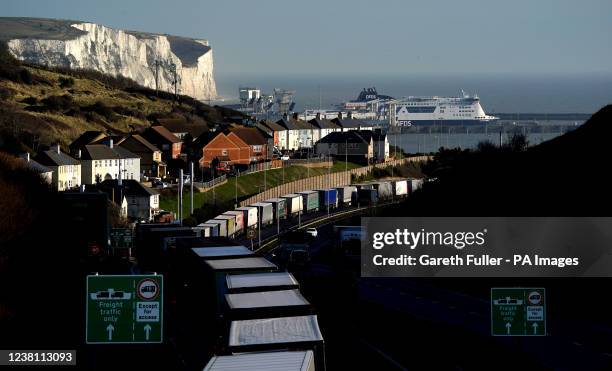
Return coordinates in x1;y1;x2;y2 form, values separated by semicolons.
144;324;152;340
506;322;511;335
106;324;114;341
532;322;538;335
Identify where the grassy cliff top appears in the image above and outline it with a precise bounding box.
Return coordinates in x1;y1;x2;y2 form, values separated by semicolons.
0;43;242;154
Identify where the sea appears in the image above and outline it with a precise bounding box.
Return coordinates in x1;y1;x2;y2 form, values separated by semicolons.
215;73;612;152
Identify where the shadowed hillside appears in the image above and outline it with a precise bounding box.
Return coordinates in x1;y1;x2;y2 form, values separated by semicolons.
403;105;612;215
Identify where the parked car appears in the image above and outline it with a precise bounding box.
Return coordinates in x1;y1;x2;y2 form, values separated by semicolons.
281;155;290;161
152;179;169;189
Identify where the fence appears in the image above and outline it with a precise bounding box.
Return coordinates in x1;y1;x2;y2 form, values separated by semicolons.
193;174;227;191
287;159;333;168
240;159;283;176
239;156;430;206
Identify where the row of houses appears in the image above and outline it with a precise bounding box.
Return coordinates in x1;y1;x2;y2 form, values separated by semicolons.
22;113;390;192
19;151;160;222
256;113;379;152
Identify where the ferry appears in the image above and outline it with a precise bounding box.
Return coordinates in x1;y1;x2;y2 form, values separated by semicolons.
392;90;498;126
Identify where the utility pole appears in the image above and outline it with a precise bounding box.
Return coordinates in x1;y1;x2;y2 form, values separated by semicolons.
211;166;215;207
178;169;183;225
190;162;194;215
345;139;348;173
327;155;331;217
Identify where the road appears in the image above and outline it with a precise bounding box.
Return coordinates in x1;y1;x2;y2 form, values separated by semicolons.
283;214;612;371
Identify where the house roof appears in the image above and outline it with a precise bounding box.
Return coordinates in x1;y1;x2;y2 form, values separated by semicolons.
123;134;161;153
277;118;313;131
99;179;159;197
34;148;80;166
309;118;340;130
318;130;369;144
155;117;209;138
229;127;267;145
332;118;369;128
69;131;106;151
192;131;219;148
92;135;126;146
81;144;121;160
225;132;250;148
143;125;181;144
113;146;140;159
259;120;287;132
17;156;52;174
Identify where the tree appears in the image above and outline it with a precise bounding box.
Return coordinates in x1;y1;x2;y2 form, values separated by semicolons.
506;133;529;152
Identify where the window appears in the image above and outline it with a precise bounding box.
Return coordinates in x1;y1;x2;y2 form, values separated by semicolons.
221;149;228;156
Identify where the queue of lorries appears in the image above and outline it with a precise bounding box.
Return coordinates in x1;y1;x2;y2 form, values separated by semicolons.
133;177;423;371
133;225;325;371
194;178;424;239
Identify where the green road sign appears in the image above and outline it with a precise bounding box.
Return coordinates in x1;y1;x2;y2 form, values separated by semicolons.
86;275;163;344
491;288;546;336
110;228;134;249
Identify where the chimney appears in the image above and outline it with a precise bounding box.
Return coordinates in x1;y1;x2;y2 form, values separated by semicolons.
316;112;321;120
292;112;298;121
347;111;353;119
56;144;61;154
109;138;113;149
338;112;343;120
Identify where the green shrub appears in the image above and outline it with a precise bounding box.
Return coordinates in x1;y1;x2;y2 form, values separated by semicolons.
19;69;33;84
58;76;75;88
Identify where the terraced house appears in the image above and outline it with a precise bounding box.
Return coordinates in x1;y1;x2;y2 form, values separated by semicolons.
77;140;140;184
34;145;81;191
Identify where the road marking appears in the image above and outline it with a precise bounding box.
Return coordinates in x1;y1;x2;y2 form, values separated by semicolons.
359;338;409;371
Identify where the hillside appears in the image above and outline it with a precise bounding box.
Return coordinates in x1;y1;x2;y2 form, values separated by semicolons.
404;105;612;215
0;43;243;154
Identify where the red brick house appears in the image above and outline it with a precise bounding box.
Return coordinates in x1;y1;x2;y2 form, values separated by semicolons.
227;127;269;162
199;132;250;169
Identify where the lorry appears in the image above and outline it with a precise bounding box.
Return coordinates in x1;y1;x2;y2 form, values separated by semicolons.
250;202;274;226
298;191;319;213
282;194;303;217
265;198;288;221
317;188;338;210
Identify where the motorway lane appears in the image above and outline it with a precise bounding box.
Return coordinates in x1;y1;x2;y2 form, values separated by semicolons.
298;217;612;370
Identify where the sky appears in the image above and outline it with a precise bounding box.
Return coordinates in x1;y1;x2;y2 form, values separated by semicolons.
2;0;612;79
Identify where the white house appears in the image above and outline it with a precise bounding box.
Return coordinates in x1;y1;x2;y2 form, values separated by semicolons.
78;140;140;185
99;179;160;221
34;145;81;191
310;117;341;143
277;117;301;151
19;153;53;185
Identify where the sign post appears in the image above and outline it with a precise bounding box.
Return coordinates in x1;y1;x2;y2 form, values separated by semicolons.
491;288;545;336
86;275;163;344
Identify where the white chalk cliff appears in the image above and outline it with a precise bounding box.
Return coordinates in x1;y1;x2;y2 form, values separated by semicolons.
7;21;216;100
